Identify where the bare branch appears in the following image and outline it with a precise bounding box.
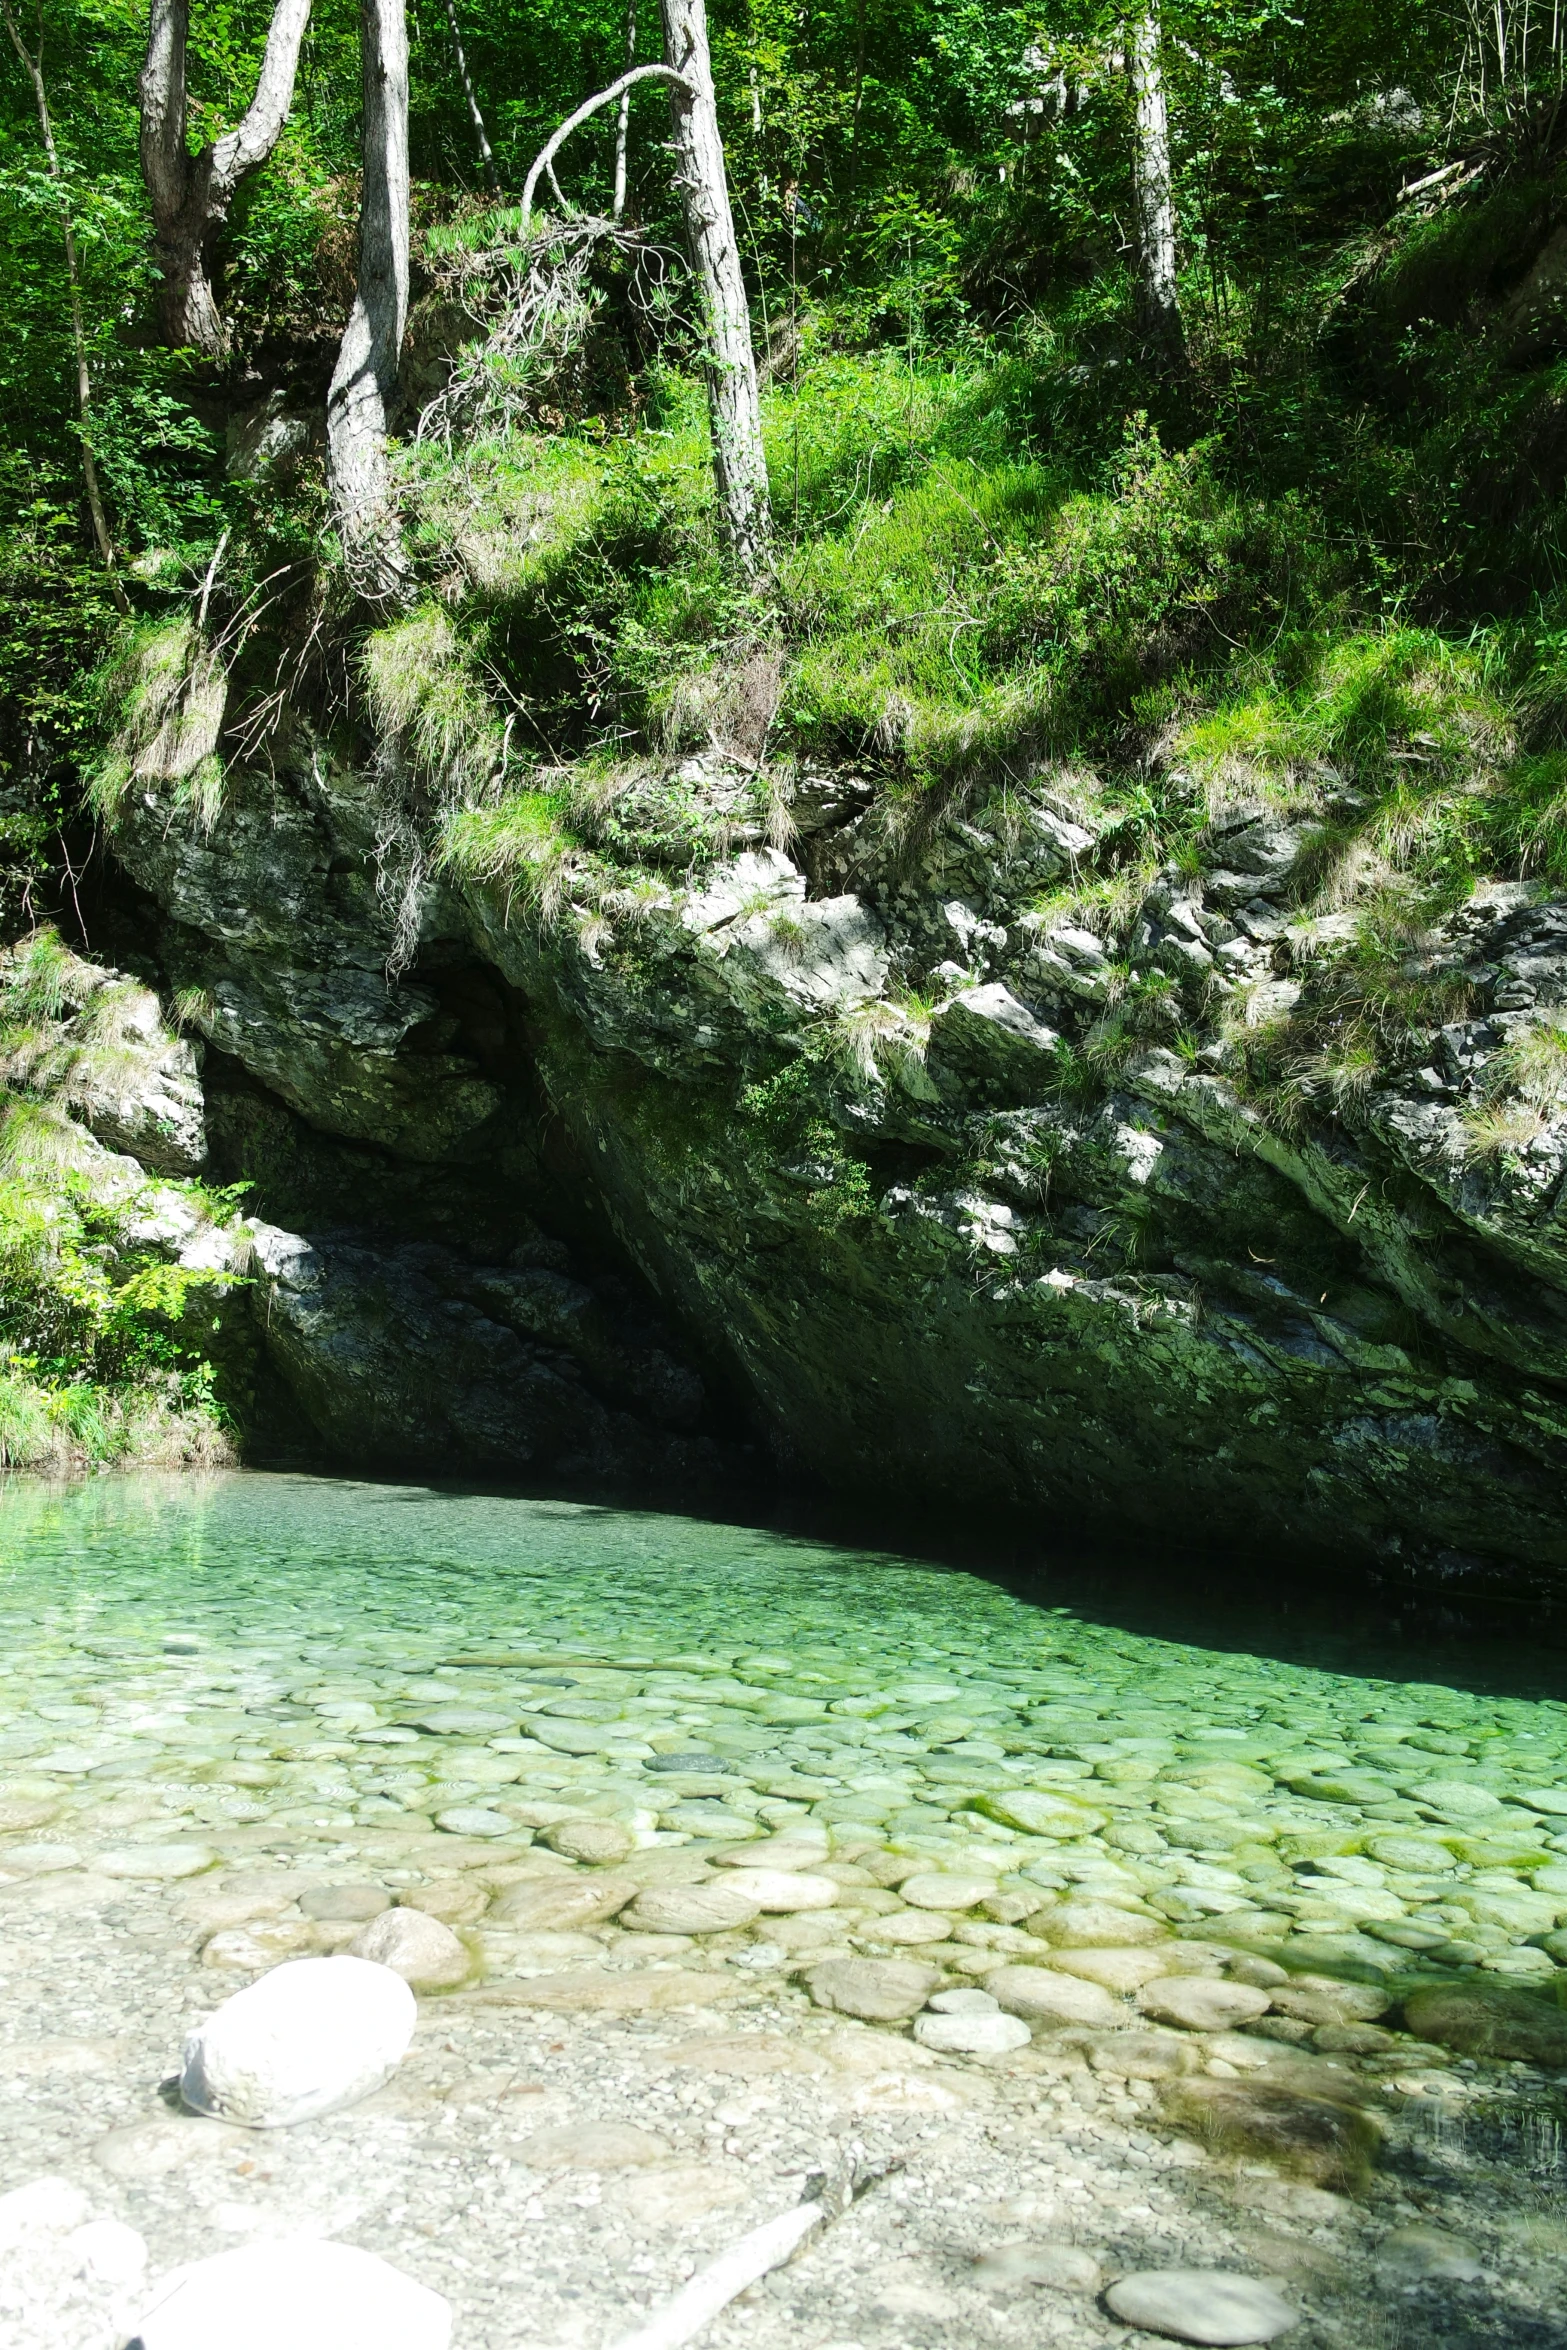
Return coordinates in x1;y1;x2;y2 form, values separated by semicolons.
521;63;691;226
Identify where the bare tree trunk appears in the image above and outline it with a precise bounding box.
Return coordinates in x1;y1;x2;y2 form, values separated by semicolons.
659;0;770;572
138;0;313;356
1127;4;1186;373
2;0;127;606
613;0;636;219
327;0;410;597
442;0;497;194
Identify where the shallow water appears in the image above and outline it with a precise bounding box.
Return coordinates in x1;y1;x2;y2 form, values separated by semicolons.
9;1474;1567;2350
3;1469;1566;1981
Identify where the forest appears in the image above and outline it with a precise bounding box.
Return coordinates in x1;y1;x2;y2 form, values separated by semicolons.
4;0;1567;1494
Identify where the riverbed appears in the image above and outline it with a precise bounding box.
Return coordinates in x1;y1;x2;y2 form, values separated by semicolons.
1;1472;1565;2348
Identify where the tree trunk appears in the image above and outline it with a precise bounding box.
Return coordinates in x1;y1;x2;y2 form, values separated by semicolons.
1;0;127;605
442;0;498;195
1127;3;1187;373
659;0;770;572
327;0;410;597
613;0;636;219
138;0;313;357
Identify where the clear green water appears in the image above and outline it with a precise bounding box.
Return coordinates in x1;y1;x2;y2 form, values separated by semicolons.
2;1471;1567;1985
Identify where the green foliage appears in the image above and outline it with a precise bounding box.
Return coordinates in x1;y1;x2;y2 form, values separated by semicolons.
0;927;238;1465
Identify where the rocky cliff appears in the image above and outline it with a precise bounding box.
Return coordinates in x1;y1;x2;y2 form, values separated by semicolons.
87;717;1567;1596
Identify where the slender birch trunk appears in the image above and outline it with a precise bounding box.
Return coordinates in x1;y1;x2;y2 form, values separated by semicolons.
1;0;126;605
442;0;498;194
1127;3;1187;373
613;0;636;219
658;0;771;572
327;0;410;596
138;0;313;356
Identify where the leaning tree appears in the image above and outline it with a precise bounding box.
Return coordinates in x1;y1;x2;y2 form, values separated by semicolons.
520;0;771;572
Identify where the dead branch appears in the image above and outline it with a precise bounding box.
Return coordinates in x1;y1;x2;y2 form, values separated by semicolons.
521;62;691;226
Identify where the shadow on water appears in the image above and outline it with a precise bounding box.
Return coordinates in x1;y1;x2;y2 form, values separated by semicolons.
761;1486;1567;1704
217;1459;1567;1706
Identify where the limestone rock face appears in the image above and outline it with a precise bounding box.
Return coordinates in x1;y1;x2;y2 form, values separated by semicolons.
97;736;1567;1592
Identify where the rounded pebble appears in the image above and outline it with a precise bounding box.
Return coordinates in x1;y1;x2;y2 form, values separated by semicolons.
349;1907;471;1988
179;1956;416;2127
1105;2268;1299;2344
914;2010;1032;2055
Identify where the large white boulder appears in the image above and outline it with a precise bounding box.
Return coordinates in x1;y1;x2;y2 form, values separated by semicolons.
179;1956;415;2127
129;2239;451;2350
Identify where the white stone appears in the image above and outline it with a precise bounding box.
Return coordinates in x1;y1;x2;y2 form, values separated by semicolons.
915;2011;1032;2055
730;1868;840;1912
180;1957;416;2127
1106;2269;1298;2344
433;1806;512;1836
129;2238;451;2350
928;1987;1000;2013
66;2216;148;2282
99;1843;217;1880
899;1870;999;1911
0;2175;91;2243
1;1842;83;1872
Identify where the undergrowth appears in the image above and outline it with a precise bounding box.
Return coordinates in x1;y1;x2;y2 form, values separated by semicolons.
0;929;240;1470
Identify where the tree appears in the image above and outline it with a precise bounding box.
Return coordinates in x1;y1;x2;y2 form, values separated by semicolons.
1126;2;1186;374
442;0;498;194
327;0;410;597
658;0;770;571
0;0;124;600
138;0;313;357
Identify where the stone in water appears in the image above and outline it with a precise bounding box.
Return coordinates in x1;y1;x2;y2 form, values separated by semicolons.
1105;2269;1298;2344
621;1882;763;1934
128;2237;451;2350
899;1870;999;1911
179;1956;416;2127
915;2010;1031;2055
1138;1978;1271;2032
974;2240;1102;2292
986;1966;1120;2027
803;1957;942;2020
1374;2226;1481;2284
349;1907;470;1989
731;1867;839;1911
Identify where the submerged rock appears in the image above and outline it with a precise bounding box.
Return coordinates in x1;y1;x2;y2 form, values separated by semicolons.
348;1907;471;1988
1161;2076;1382;2191
1104;2268;1298;2344
974;2240;1103;2291
803;1957;942;2019
1400;1982;1567;2066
